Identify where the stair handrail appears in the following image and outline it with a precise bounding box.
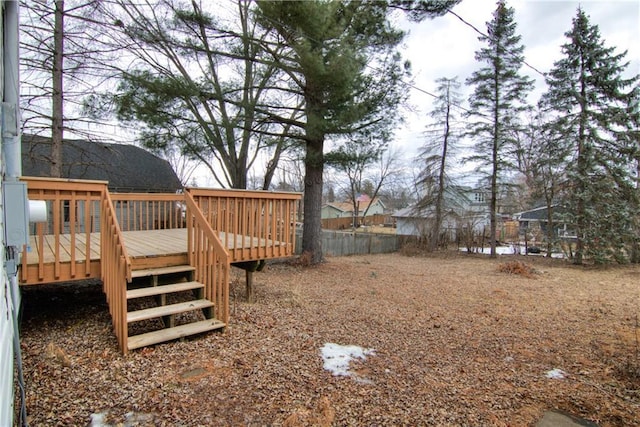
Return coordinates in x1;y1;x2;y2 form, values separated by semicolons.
100;188;132;353
184;192;230;324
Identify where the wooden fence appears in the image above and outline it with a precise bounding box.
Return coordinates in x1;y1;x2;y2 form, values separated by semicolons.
321;214;390;230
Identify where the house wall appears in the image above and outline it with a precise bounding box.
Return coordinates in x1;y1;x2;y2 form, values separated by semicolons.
1;4;23;423
461;213;491;234
363;201;384;216
320;205;344;219
397;185;493;239
0;4;16;420
396;217;424;237
321;201;385;220
0;163;13;426
396;215;461;238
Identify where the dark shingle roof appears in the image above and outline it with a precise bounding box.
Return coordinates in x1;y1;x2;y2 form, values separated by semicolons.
22;134;182;193
516;205;566;221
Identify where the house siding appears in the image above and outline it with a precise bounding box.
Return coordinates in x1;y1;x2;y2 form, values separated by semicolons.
396;215;460;238
393;185;493;238
363;201;384;216
1;5;18;423
396;217;423;237
321;204;345;219
0;206;13;425
0;5;16;417
321;200;385;220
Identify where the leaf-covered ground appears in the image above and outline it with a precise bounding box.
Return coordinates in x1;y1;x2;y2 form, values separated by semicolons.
17;253;640;426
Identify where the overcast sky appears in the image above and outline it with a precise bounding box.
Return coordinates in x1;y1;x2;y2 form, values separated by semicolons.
395;0;640;158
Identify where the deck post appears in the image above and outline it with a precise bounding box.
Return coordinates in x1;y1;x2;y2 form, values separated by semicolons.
246;270;254;304
151;274;174;328
233;260;265;303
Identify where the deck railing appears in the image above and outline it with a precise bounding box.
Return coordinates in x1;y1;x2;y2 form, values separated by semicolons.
108;192;185;231
100;190;132;353
185;192;230;324
20;177;106;283
188;187;300;262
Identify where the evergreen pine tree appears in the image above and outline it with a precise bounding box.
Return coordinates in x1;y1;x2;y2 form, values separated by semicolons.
542;8;640;264
255;1;457;263
255;1;407;263
466;1;533;257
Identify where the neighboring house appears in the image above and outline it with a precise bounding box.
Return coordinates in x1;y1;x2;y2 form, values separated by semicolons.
22;135;184;232
320;198;385;219
513;205;571;239
321;202;349;219
393;205;462;238
22;134;182;193
393;185;491;238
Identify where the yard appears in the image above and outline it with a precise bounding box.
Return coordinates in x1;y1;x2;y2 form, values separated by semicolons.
18;252;640;426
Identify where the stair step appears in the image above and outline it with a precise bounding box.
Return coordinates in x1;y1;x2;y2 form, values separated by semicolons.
127;299;214;323
127;281;205;300
127;319;226;350
131;265;195;279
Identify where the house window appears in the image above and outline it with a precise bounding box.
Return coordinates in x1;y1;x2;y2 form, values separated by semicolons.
474;192;485;203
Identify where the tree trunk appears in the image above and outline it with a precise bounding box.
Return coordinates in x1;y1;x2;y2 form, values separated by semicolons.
490;97;499;258
431;97;451;252
545;197;554;257
51;0;64;178
489;182;497;258
301;137;324;264
300;66;326;265
574;59;588;265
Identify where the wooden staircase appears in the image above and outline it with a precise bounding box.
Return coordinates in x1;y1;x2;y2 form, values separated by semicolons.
126;264;225;351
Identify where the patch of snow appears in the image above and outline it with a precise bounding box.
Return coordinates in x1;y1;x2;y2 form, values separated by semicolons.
320;343;375;377
545;368;567;379
460;246;567;258
90;412;107;427
90;410;155;426
459;246;520;255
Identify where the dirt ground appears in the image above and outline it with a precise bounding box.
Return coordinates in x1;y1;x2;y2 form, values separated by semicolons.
17;252;640;426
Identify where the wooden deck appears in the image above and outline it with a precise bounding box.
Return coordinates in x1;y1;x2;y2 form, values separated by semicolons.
24;228;292;281
19;177;301;354
20;178;300;286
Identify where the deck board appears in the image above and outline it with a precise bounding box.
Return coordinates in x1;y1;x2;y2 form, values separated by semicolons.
25;228;290;272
